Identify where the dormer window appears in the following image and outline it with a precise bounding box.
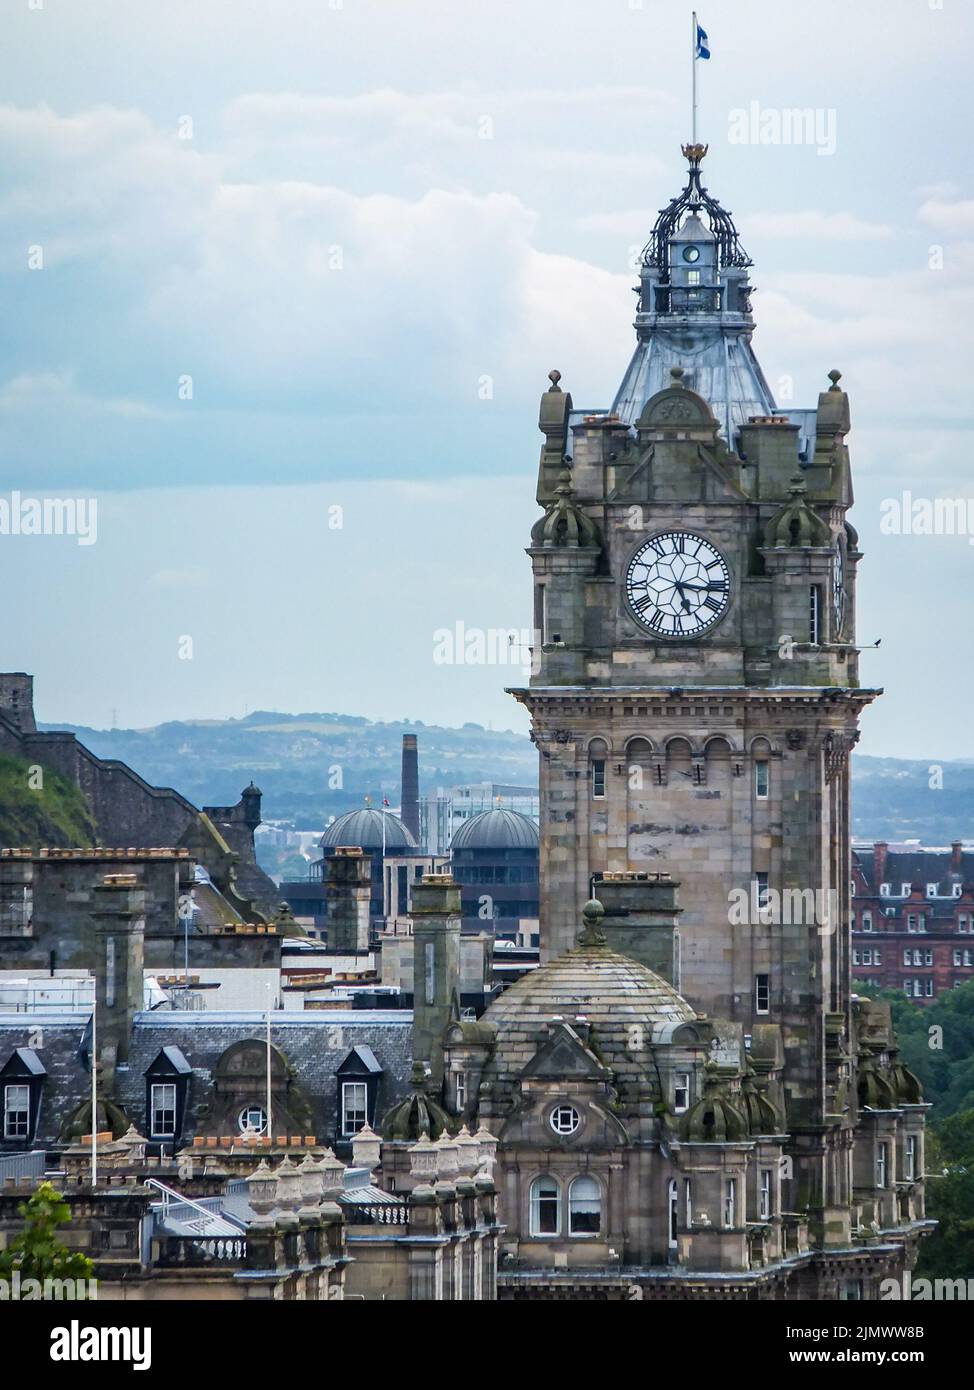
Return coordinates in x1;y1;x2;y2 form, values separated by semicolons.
901;883;911;897
927;884;938;899
880;883;891;897
0;1049;46;1146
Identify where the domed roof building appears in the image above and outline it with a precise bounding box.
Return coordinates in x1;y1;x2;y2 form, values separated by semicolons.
451;807;539;852
320;809;418;853
449;808;539;940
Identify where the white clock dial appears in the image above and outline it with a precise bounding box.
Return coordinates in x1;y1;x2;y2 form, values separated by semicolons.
626;531;730;638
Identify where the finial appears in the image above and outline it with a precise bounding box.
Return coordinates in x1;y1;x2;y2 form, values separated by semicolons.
827;369;842;391
788;472;807;495
577;897;607;947
681;142;708;164
669;366;685;387
548;369;562;391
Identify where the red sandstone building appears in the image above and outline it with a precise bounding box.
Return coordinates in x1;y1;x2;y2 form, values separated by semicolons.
852;841;974;1002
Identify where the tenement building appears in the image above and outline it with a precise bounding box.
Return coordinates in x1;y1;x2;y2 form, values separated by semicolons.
851;840;974;1000
470;144;929;1296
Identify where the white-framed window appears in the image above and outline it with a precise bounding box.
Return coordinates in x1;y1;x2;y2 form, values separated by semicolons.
959;916;969;933
901;883;912;898
755;974;770;1015
903;949;911;966
924;949;933;966
880;883;891;897
685;1179;693;1229
862;911;873;932
549;1104;581;1136
238;1104;267;1136
668;1178;679;1249
568;1176;601;1236
927;883;938;899
852;949;860;966
591;760;606;799
809;585;821;645
150;1082;177;1136
724;1178;737;1228
925;979;934;997
905;1134;918;1182
529;1176;560;1236
850;879;856;897
673;1072;691;1114
918;914;927;933
754;760;769;800
686;268;701;286
455;1070;466;1111
955;949;963;966
3;1084;29;1139
907;915;917;933
953;884;963;899
341;1081;368;1136
759;1167;773;1220
876;1141;890;1189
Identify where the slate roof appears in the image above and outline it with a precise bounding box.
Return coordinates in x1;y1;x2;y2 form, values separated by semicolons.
0;1009;414;1153
451;808;539;852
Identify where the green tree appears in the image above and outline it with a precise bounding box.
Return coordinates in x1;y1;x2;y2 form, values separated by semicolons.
917;1111;974;1279
0;1182;94;1282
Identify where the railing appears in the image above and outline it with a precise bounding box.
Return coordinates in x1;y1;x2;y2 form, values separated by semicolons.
653;285;723;314
156;1235;247;1268
342;1200;407;1225
145;1177;242;1236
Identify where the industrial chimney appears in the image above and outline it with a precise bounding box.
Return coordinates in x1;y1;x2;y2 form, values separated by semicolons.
401;733;420;841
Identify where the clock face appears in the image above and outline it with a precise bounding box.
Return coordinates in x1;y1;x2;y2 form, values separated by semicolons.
833;541;846;637
626;532;730;638
683;245;701;263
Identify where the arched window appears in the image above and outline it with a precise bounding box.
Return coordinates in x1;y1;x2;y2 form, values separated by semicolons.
529;1176;561;1236
668;1178;678;1248
238;1104;267;1135
589;738;608;800
568;1176;601;1236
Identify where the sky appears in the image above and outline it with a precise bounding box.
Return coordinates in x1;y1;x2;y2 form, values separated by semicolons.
1;0;973;756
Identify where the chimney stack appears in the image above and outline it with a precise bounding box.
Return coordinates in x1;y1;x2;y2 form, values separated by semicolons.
401;734;420;842
93;873;146;1094
595;872;682;987
410;874;461;1088
872;841;889;888
324;847;372;953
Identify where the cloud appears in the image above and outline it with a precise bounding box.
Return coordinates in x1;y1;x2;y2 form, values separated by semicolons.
746;210;892;241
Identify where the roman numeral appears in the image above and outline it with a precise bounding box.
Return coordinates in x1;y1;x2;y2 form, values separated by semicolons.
704;595;722;612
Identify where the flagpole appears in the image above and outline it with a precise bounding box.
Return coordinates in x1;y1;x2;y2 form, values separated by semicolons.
691;11;698;143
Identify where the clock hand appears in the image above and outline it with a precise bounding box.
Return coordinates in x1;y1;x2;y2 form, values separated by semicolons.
678;581;727;592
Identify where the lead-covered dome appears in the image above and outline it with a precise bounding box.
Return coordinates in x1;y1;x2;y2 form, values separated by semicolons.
482;907;697;1083
320;809;417;852
451;808;539;852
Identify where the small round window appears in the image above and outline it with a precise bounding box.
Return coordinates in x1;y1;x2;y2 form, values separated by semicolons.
238;1105;268;1135
549;1105;580;1136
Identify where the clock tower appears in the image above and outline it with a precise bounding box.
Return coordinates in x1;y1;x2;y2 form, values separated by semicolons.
512;145;871;1229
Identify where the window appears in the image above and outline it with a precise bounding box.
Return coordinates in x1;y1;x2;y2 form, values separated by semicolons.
150;1083;177;1137
591;760;606;799
880;883;891;897
754;871;770;911
876;1141;889;1189
685;1179;693;1229
686;269;701;285
673;1072;690;1114
529;1176;560;1236
862;911;873;932
3;1084;29;1139
926;978;934;997
953;884;963;899
341;1081;368;1136
852;949;859;966
724;1178;737;1228
927;883;938;899
754;760;769;800
907;914;917;933
238;1104;267;1136
668;1178;679;1249
755;974;770;1015
959;916;969;933
918;914;927;933
549;1105;581;1136
924;949;933;966
455;1070;466;1111
905;1134;918;1182
809;585;821;644
759;1168;773;1220
903;949;911;966
568;1176;601;1236
901;883;912;898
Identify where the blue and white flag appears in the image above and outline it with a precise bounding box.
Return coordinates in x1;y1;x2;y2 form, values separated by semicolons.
696;22;710;60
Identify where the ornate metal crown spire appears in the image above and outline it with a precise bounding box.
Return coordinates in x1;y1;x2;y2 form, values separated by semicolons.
640;143;751;275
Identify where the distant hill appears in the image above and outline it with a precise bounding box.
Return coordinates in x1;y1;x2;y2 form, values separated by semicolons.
45;712;537;830
40;713;974;843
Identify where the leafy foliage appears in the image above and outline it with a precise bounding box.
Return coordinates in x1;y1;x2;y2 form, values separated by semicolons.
0;1182;94;1282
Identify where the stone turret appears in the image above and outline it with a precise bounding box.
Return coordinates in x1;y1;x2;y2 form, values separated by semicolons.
410;875;461;1088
